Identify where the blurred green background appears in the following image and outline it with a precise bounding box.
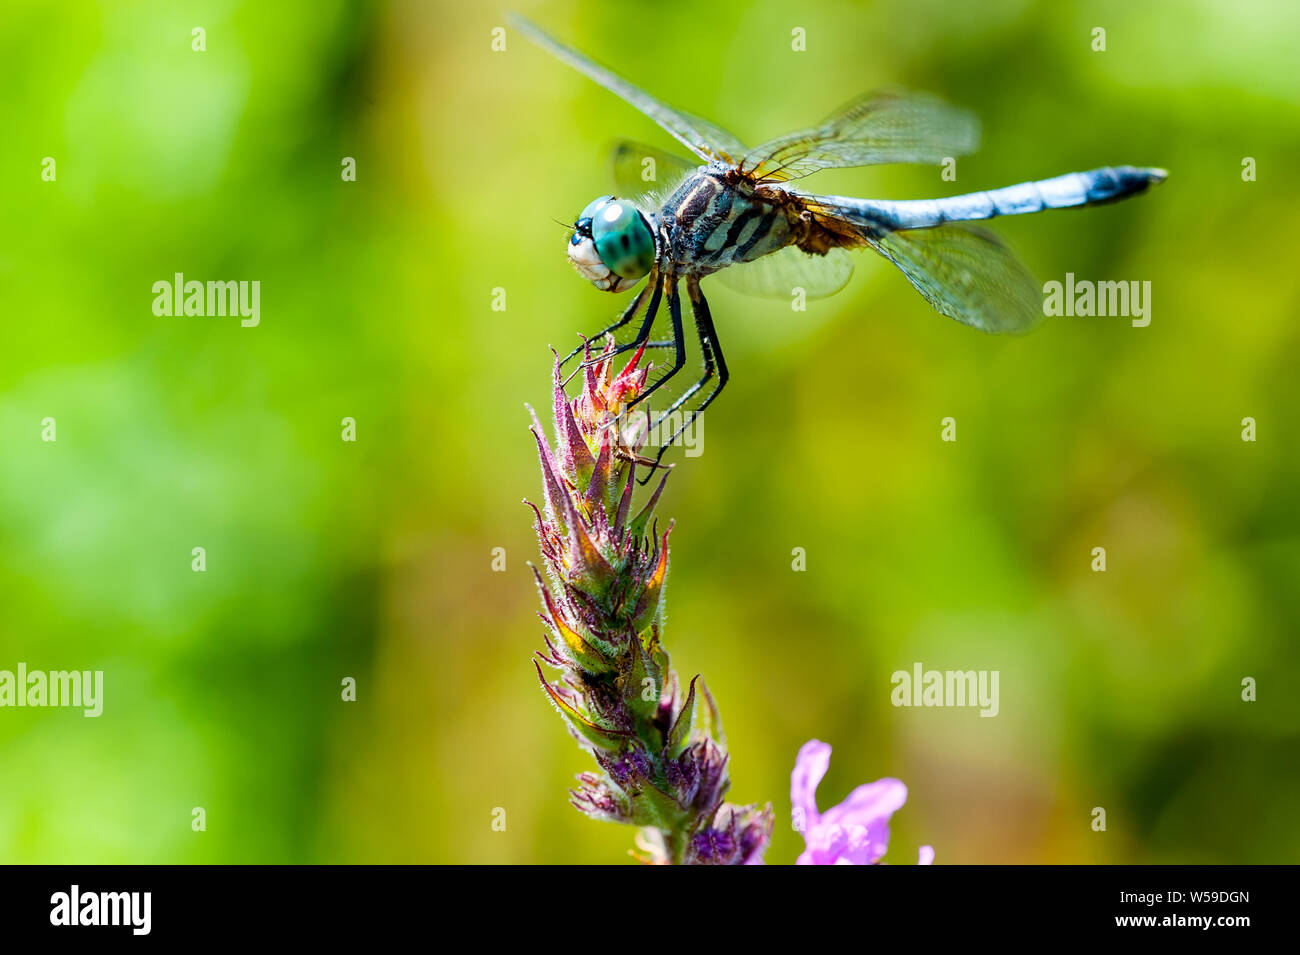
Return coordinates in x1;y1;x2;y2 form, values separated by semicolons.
1;0;1297;864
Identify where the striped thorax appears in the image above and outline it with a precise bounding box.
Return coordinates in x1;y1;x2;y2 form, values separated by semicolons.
659;165;795;276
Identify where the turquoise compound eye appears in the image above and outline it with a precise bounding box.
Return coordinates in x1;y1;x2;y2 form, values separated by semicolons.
577;195;614;224
589;199;655;280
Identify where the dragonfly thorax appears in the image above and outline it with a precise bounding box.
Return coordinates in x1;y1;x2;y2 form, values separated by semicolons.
568;196;656;292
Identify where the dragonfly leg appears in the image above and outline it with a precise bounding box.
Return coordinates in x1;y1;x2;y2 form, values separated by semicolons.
596;340;676;359
566;276;666;383
623;276;686;412
684;282;728;418
643;279;728;476
577;336;665;368
560;280;650;367
644;345;712;448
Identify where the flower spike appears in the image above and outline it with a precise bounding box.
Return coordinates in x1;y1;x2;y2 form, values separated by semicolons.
525;338;772;864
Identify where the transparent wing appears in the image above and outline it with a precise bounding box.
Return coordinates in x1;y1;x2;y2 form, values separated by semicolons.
712;246;855;300
611;141;698;201
743;89;980;182
512;15;747;164
865;224;1043;334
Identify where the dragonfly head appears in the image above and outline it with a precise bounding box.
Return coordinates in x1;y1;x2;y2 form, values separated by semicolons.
568;195;655;292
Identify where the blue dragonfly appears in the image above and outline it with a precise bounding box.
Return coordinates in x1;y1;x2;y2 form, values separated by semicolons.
514;16;1166;469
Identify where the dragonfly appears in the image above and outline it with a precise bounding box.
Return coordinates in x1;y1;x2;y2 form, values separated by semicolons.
514;16;1166;471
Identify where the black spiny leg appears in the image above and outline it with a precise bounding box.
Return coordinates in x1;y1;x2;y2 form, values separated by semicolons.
646;279;714;433
632;278;716;483
566;273;666;386
645;277;728;474
560;280;648;367
622;275;686;413
684;281;728;418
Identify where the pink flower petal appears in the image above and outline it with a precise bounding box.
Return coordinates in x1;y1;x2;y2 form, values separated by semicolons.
821;778;908;830
790;739;831;830
789;741;932;866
